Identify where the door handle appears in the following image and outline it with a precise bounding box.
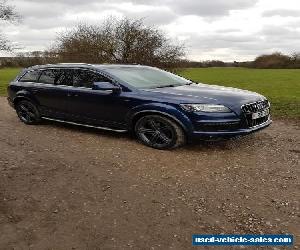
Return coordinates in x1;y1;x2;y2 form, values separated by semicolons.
31;89;39;93
67;93;79;97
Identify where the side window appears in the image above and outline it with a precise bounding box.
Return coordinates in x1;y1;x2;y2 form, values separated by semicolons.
73;70;111;88
19;70;40;82
58;69;73;86
39;69;64;85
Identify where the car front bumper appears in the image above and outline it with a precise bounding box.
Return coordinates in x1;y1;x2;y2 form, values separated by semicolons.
189;118;272;141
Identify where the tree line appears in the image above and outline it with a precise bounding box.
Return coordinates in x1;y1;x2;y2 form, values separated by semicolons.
2;51;300;69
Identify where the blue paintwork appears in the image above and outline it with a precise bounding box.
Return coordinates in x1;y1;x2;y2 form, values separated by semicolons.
7;64;271;141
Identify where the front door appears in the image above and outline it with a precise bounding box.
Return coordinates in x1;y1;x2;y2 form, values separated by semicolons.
63;69;130;129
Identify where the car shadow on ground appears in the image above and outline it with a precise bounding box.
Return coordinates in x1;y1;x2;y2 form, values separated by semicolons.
40;119;258;152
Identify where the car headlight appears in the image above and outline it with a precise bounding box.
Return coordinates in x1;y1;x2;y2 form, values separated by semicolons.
180;104;231;113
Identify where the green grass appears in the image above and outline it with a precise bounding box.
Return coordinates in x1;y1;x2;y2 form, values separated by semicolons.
179;67;300;118
0;67;21;96
0;67;299;118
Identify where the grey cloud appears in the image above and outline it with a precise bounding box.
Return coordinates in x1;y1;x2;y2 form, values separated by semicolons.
24;16;75;30
14;1;67;18
3;0;300;60
116;7;178;25
16;0;259;18
2;24;56;51
16;0;99;5
287;19;300;28
10;0;260;36
184;24;300;61
215;28;241;33
262;9;300;17
132;0;258;16
170;0;258;16
5;0;179;52
261;25;300;41
187;33;258;50
13;0;178;32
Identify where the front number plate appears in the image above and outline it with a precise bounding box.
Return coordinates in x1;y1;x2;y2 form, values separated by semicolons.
252;108;269;119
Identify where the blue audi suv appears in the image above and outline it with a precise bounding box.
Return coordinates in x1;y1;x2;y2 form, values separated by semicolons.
7;63;271;149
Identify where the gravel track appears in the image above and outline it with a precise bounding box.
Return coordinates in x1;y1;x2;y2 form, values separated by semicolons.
0;97;299;250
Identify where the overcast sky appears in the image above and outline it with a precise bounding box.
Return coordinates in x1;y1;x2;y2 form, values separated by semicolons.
1;0;300;61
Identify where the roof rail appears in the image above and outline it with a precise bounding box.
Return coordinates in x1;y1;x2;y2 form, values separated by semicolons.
55;63;94;66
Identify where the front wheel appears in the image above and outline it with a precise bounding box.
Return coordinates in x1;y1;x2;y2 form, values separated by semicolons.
15;100;41;125
135;115;186;149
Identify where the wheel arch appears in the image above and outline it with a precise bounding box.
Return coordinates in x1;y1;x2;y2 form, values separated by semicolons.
129;105;194;136
13;91;40;108
131;110;185;131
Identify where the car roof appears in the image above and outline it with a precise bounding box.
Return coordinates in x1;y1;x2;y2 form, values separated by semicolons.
27;63;152;70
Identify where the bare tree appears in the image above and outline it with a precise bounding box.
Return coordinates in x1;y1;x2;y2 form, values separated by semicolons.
0;0;19;21
0;0;20;51
51;17;185;68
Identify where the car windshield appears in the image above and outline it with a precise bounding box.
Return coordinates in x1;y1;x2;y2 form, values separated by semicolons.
104;66;191;89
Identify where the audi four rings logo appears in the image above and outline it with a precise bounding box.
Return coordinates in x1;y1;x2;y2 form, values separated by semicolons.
256;101;267;110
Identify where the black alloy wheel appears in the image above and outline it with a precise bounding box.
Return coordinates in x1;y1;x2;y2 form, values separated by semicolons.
135;115;185;149
15;100;41;124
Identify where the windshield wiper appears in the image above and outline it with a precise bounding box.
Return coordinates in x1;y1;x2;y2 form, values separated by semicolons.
155;84;177;88
153;82;192;89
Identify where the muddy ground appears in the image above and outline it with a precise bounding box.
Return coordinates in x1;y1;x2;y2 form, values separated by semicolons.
0;97;299;250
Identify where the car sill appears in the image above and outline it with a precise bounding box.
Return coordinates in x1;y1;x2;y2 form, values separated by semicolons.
41;117;128;133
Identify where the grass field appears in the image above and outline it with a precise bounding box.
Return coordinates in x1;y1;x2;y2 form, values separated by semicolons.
0;67;21;96
0;67;299;118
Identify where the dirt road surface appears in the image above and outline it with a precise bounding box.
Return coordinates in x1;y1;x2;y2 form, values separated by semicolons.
0;97;299;250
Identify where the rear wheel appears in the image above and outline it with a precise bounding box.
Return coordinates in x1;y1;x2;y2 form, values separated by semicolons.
135;115;185;149
15;100;41;125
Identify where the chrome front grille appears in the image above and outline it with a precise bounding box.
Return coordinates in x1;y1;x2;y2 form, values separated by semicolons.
247;115;269;127
241;100;270;128
241;99;269;114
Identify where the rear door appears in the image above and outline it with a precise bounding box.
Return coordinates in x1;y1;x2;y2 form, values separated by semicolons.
32;68;71;119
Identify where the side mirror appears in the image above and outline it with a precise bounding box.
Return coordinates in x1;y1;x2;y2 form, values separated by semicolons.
92;82;121;94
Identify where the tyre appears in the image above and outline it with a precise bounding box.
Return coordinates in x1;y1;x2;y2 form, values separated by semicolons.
15;100;41;125
134;115;186;149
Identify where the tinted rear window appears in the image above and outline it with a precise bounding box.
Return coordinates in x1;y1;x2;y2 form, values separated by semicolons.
19;70;40;82
21;68;110;87
38;69;75;86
